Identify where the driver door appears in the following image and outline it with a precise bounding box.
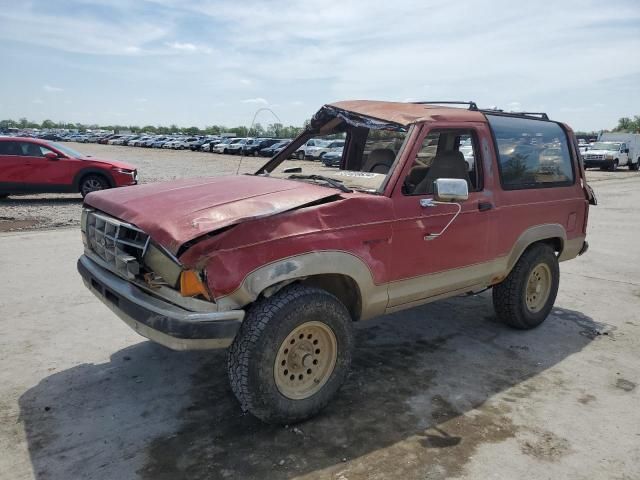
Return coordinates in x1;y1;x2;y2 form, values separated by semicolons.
388;124;497;308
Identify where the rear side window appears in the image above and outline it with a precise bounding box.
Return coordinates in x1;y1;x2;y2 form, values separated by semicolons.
487;115;574;189
0;141;20;155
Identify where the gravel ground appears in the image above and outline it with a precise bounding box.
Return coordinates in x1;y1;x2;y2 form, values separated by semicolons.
0;142;638;232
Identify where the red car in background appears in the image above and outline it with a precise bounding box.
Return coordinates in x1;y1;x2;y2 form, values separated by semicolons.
0;137;137;198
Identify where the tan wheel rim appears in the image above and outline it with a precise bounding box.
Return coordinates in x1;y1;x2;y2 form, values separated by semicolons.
274;321;338;400
525;263;552;313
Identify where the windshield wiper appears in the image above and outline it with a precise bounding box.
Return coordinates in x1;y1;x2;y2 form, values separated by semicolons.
289;174;353;193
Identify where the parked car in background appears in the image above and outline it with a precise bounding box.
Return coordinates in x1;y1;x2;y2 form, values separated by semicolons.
583;141;632;171
294;138;325;159
321;147;343;167
0;137;137;198
214;137;244;154
594;132;640;170
242;138;280;156
259;140;291;157
226;138;251;155
151;137;170;148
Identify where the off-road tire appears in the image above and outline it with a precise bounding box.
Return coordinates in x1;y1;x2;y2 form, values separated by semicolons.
80;174;109;198
492;243;559;330
227;284;354;424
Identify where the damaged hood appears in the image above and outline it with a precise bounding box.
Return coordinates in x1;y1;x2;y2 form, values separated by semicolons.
84;175;340;254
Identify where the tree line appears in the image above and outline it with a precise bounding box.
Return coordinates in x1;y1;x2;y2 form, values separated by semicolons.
0;118;308;138
614;116;640;133
2;115;639;136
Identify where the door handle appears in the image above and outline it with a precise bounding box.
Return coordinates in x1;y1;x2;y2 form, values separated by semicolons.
478;202;493;212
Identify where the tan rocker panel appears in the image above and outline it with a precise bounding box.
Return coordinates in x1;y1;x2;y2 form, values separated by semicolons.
216;225;582;320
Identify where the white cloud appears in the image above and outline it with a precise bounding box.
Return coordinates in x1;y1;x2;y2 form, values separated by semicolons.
241;97;269;105
166;41;212;54
43;84;63;92
2;0;639;130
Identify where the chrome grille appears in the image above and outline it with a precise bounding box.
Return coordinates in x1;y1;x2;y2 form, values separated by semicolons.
585;154;604;160
85;211;149;279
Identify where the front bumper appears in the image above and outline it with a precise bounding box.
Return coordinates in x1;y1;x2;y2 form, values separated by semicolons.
584;159;614;169
78;255;244;351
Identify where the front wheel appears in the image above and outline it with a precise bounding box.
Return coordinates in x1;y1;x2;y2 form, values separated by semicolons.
227;285;354;424
80;174;109;198
492;243;559;329
609;160;619;171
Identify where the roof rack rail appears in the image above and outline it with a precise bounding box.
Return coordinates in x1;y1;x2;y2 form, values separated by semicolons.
517;112;549;120
411;100;478;111
480;109;550;121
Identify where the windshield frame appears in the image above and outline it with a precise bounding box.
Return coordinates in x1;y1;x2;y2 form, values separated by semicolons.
255;110;414;195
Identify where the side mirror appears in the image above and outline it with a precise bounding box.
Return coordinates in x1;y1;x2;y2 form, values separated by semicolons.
433;178;469;202
625;148;630;154
44;152;59;160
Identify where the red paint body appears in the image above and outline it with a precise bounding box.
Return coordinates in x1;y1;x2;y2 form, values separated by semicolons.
0;137;136;194
83;106;591;303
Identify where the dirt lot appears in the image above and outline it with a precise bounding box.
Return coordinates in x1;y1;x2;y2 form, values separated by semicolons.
0;145;639;480
1;142;638;232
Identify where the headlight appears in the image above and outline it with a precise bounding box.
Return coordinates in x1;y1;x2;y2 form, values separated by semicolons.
112;167;133;174
143;243;182;288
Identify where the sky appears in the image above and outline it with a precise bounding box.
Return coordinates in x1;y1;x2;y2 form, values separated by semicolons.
0;0;638;131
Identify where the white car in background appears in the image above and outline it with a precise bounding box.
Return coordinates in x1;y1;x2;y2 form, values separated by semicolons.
213;138;243;154
226;138;251;155
295;139;345;160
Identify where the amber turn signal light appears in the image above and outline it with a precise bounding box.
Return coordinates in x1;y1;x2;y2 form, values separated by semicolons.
179;270;210;300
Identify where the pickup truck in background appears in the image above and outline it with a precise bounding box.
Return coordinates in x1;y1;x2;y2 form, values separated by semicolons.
583;132;640;171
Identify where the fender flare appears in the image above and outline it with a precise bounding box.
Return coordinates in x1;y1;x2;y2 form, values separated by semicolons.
215;250;388;320
505;224;566;275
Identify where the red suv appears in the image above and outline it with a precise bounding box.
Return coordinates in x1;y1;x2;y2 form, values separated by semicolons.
78;100;595;423
0;137;137;198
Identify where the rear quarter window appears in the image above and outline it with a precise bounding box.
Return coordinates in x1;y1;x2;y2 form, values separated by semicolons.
487;115;575;190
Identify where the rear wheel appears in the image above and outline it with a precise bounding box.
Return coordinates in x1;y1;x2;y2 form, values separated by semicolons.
493;243;559;329
80;174;109;198
227;285;354;424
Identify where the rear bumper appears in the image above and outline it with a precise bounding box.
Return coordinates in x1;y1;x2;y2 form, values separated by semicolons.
77;255;244;350
578;240;589;256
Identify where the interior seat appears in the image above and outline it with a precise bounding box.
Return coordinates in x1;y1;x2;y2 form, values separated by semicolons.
413;150;471;195
362;148;395;174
